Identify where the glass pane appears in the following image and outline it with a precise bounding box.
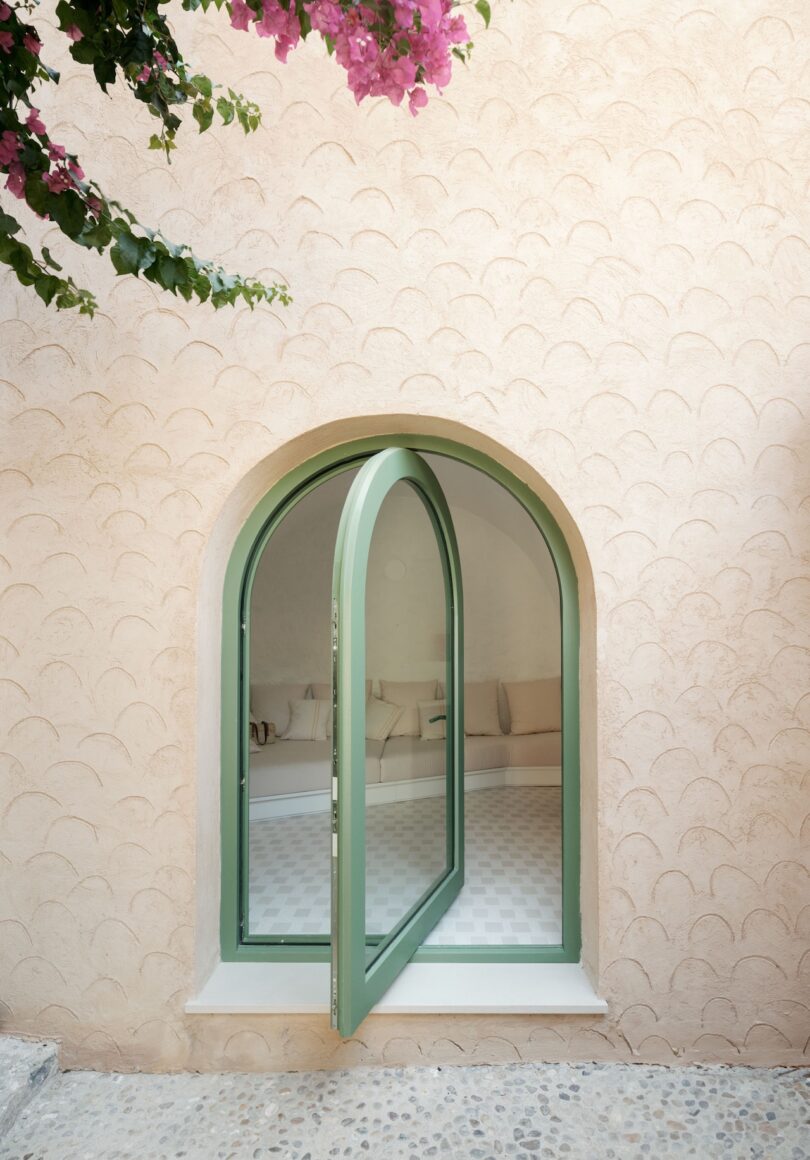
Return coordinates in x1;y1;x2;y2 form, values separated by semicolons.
418;454;563;947
363;480;451;963
246;467;358;938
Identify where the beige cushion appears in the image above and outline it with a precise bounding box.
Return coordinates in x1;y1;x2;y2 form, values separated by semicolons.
310;680;371;701
464;734;511;771
418;699;447;741
507;731;562;766
249;739;383;797
251;682;309;736
283;698;331;740
380;679;439;736
380;736;445;782
464;680;502;736
503;678;561;735
365;696;403;741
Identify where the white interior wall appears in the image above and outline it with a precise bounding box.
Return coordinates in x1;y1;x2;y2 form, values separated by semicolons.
250;455;561;689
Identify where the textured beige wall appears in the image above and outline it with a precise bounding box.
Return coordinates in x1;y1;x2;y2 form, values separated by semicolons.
1;0;809;1071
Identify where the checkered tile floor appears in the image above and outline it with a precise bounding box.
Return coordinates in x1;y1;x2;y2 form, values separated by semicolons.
248;786;562;945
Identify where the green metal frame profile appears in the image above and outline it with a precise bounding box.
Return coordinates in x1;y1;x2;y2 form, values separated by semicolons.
220;434;582;969
330;449;464;1035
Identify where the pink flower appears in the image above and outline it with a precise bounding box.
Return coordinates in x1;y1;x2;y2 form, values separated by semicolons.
239;0;466;115
229;0;253;32
306;0;341;38
254;0;300;63
23;31;40;55
0;29;12;52
136;63;150;83
43;166;74;194
0;3;11;21
66;24;83;42
26;106;46;135
153;50;168;71
0;130;20;166
417;0;443;33
408;85;428;115
86;194;102;217
5;161;25;199
67;157;84;181
48;142;66;161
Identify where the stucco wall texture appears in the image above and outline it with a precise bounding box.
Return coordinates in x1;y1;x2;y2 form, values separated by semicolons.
1;0;809;1072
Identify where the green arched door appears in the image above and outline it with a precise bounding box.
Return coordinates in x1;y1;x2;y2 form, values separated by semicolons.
330;449;464;1035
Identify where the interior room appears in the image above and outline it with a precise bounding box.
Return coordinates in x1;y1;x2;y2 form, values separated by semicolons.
246;453;563;949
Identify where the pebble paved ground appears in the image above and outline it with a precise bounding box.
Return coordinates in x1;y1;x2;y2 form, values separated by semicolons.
1;1061;807;1160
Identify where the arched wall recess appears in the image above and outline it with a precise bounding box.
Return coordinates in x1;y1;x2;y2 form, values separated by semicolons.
196;418;598;996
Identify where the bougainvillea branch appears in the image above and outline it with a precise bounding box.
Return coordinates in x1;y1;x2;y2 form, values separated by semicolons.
1;0;486;315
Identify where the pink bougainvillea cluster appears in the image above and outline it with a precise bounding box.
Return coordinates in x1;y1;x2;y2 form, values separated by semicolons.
229;0;470;115
1;0;486;314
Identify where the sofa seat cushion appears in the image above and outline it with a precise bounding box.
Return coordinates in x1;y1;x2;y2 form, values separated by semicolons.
250;739;383;798
464;734;511;772
380;736;445;783
507;731;561;767
379;735;514;784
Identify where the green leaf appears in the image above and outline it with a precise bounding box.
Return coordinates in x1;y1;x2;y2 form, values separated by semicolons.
475;0;491;27
158;254;183;290
0;212;21;237
49;190;87;239
41;246;62;270
148;134;164;150
109;232;141;275
35;274;60;305
193;101;214;132
216;96;234;125
93;56;117;90
191;73;212;98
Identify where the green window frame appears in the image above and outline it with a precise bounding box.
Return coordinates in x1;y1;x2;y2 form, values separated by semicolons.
221;434;581;966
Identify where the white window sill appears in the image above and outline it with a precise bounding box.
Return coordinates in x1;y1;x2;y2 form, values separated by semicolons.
185;961;607;1016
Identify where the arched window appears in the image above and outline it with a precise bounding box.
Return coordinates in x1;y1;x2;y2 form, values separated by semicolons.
218;436;584;1033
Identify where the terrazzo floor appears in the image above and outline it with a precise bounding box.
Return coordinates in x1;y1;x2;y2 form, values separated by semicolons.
249;786;562;944
2;1061;807;1160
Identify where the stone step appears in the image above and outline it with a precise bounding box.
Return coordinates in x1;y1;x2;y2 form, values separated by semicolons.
0;1036;59;1140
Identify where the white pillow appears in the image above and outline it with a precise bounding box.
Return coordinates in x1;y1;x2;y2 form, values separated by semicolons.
282;698;331;741
464;680;502;736
310;680;372;701
503;678;561;735
251;683;309;736
380;679;439;737
418;699;447;741
365;697;403;742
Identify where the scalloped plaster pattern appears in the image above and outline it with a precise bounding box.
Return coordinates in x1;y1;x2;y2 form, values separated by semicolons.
1;0;809;1071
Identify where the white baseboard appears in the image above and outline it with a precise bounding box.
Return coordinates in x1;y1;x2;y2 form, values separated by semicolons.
250;766;561;820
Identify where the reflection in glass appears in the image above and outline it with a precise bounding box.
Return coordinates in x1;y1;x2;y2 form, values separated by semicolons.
246;468;358;938
363;481;451;962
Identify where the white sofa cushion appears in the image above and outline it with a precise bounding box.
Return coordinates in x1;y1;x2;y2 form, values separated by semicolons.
379;734;512;784
250;739;383;797
251;682;309;736
507;731;562;767
503;678;561;734
365;696;403;741
418;699;446;741
380;679;439;736
380;736;445;783
282;699;330;741
464;680;502;735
